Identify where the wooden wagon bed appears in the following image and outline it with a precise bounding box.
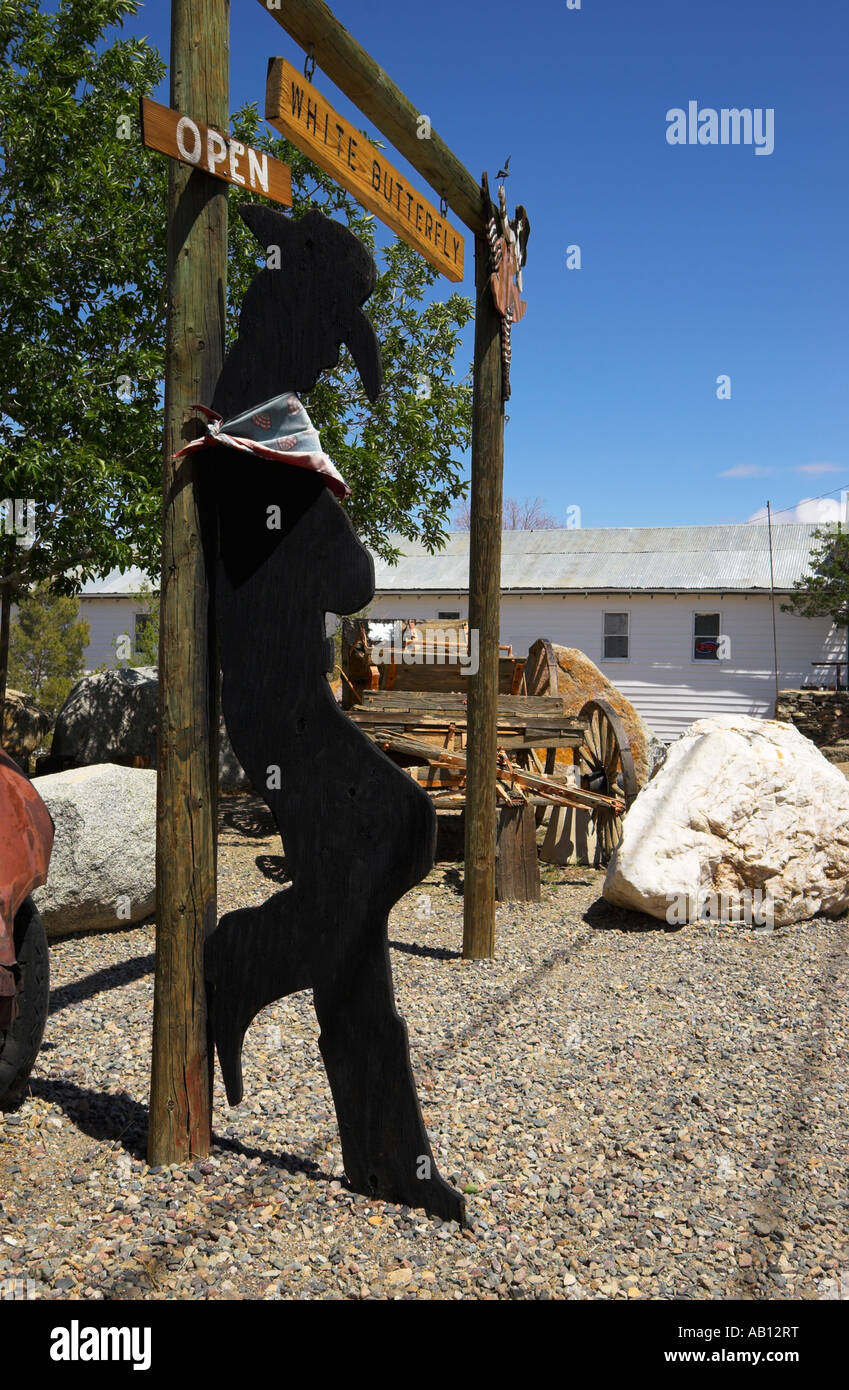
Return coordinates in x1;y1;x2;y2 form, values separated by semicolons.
348;690;625;815
340;632;639;888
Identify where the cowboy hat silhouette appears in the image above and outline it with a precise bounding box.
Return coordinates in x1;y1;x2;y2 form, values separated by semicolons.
212;205;382;421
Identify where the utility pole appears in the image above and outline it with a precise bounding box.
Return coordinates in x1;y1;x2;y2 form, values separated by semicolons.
0;582;11;730
766;500;780;714
148;0;229;1166
463;223;504;959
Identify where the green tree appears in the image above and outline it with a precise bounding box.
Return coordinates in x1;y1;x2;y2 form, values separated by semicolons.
8;585;90;721
0;4;472;701
131;585;160;667
781;525;849;629
0;0;167;707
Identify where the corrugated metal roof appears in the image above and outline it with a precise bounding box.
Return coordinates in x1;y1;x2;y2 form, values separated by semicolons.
372;524;824;593
78;524;823;597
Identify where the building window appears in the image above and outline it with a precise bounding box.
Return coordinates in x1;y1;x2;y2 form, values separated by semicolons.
693;612;721;660
602;612;629;660
438;611;460;619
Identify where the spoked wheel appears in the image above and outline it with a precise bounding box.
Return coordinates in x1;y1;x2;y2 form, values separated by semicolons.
0;897;50;1110
577;698;638;865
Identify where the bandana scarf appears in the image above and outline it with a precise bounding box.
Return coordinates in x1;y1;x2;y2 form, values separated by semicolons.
174;392;350;500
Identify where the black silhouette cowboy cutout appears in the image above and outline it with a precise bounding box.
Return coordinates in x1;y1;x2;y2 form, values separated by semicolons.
196;205;464;1224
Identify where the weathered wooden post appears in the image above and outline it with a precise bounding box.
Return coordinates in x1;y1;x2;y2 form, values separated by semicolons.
148;0;229;1166
0;584;11;726
463;223;505;958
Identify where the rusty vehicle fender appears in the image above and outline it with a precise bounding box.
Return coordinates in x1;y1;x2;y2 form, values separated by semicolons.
0;747;54;1027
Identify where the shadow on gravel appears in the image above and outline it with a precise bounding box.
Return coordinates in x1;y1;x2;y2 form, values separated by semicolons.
255;853;290;884
48;953;155;1016
389;939;461;961
583;897;681;934
29;1075;339;1190
437;867;464;895
212;1132;333;1185
30;1077;148;1157
219;798;276;839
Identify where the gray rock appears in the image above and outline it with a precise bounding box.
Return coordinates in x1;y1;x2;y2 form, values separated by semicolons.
51;667;157;766
646;737;668;781
32;764;157;937
50;666;248;789
1;688;51;769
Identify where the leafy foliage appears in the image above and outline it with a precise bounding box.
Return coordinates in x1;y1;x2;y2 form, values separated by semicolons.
0;0;168;598
781;525;849;629
0;4;473;655
8;584;90;720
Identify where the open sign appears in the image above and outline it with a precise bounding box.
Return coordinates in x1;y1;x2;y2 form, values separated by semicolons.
140;97;292;208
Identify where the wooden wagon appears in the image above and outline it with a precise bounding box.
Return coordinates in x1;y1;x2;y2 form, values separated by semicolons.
339;622;639;894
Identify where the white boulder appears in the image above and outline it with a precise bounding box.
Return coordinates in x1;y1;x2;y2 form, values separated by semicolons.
603;715;849;927
32;764;156;937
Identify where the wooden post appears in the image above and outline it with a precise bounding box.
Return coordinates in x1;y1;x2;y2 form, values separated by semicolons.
148;0;229;1166
0;582;11;732
495;805;541;903
463;225;505;959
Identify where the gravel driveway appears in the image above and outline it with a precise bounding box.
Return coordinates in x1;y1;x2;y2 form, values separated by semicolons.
1;796;846;1300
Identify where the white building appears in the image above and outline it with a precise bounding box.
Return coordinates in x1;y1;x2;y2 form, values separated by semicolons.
76;525;845;743
76;566;156;673
369;524;845;742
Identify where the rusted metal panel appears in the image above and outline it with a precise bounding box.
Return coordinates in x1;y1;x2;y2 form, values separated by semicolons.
0;747;53;1026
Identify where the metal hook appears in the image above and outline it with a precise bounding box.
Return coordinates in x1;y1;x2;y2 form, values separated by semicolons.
439;193;448;218
304;45;316;82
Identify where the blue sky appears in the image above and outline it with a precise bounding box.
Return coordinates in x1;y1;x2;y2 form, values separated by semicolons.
126;0;847;528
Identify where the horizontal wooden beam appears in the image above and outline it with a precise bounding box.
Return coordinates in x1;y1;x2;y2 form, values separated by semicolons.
257;0;486;234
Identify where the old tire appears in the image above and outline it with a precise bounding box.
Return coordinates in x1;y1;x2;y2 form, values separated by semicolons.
0;897;50;1110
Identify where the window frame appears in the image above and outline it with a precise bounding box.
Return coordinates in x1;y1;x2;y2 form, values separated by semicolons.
601;609;630;663
691;610;723;664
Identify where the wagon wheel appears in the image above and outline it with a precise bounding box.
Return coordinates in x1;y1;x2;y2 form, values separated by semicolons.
576;698;638;866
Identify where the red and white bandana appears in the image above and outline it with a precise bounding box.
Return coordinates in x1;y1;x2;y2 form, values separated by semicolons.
174;393;350;500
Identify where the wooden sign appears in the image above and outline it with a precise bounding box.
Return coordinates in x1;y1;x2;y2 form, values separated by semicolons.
265;59;464;283
140;97;293;207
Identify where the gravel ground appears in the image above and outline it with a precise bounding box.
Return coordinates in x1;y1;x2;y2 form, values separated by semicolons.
1;794;847;1301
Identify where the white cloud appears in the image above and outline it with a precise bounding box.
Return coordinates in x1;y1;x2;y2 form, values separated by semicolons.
718;464;770;478
795;462;844;475
747;497;846;525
